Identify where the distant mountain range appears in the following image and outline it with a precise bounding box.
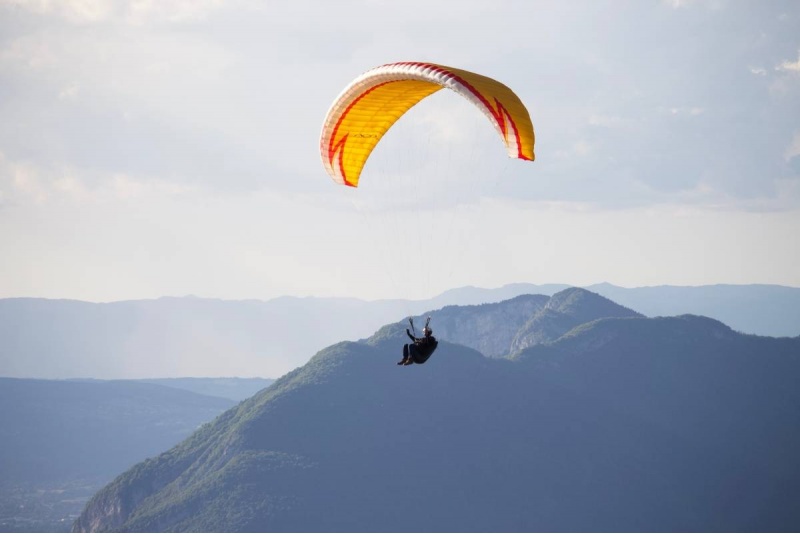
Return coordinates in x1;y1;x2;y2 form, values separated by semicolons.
74;288;800;533
131;377;273;402
2;283;798;379
0;378;251;532
0;379;237;487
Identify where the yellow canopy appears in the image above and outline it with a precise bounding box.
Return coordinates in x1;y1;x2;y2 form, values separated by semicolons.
320;61;535;187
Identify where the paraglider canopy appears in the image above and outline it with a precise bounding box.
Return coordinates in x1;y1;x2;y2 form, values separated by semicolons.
320;61;535;187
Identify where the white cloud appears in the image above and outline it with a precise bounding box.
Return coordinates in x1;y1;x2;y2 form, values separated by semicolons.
1;0;228;25
1;151;69;206
749;66;767;76
573;140;592;156
57;81;80;99
9;160;48;205
0;152;199;207
2;0;114;23
666;106;706;116
662;0;729;9
0;19;238;141
588;114;626;128
109;173;196;200
124;0;227;26
776;50;800;73
552;140;594;160
0;34;57;70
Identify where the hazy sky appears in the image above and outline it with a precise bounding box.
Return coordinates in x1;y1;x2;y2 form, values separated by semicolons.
1;0;799;302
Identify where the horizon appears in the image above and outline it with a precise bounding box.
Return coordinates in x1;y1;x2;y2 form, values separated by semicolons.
3;282;798;380
2;280;800;305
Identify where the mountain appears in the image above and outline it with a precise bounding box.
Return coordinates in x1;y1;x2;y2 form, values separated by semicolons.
509;287;642;352
586;283;800;337
0;379;236;487
428;283;571;309
412;293;549;358
0;379;236;532
3;283;797;380
133;377;274;401
73;290;800;533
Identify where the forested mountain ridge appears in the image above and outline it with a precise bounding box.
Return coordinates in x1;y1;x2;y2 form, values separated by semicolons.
510;287;642;352
74;289;800;532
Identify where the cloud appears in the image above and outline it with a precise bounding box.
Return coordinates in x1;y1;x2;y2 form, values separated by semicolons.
588;114;632;128
0;151;199;207
776;50;800;73
550;140;595;163
661;0;727;9
0;33;57;69
106;173;197;199
124;0;227;25
0;23;285;194
2;0;798;216
573;140;593;156
667;106;706;116
767;50;800;95
7;158;48;206
1;0;113;23
57;81;80;99
1;0;228;25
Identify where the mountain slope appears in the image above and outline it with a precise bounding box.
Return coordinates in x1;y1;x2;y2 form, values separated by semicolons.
74;304;800;532
406;293;549;357
510;287;642;352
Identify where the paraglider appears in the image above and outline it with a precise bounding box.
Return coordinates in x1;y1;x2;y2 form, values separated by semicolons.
398;317;438;366
319;62;535;365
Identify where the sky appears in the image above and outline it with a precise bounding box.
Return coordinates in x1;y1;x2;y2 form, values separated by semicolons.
1;0;799;302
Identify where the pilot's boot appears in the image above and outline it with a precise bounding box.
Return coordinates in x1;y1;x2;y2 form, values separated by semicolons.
398;345;409;365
